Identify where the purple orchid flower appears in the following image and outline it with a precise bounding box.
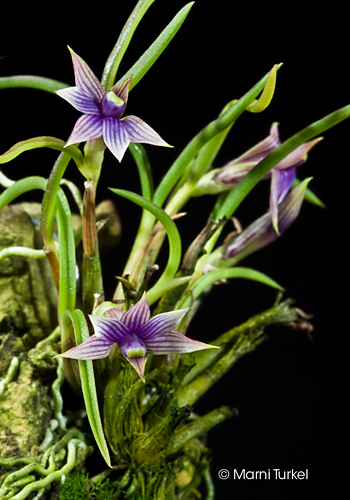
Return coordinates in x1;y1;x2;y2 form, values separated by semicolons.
222;177;312;262
56;48;171;162
59;296;217;381
193;123;322;232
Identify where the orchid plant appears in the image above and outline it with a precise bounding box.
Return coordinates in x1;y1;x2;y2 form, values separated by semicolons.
0;1;349;499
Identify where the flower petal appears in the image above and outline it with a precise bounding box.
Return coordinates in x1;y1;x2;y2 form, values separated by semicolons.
65;114;103;146
270;167;296;232
123;354;148;381
102;117;130;162
275;137;323;171
89;315;129;341
137;308;190;341
222;178;312;261
121;296;151;332
58;334;113;360
69;47;104;101
122;116;171;147
145;330;217;355
56;86;101;114
110;77;132;108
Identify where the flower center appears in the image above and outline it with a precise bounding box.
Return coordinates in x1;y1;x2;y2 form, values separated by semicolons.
101;91;125;119
118;333;147;358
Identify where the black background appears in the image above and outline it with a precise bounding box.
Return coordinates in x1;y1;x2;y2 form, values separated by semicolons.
1;1;348;498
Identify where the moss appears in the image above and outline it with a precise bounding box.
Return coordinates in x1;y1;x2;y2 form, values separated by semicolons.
0;346;52;458
0;204;58;345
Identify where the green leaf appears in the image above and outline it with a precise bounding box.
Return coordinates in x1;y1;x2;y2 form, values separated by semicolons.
56;187;76;315
0;136;84;169
0;75;68;94
153;65;282;208
116;2;194;91
0;176;47;211
109;188;182;305
179;266;283;309
101;0;156;90
292;177;325;207
61;310;111;467
128;143;154;200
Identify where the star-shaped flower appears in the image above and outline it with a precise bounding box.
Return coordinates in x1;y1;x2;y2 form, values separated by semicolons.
59;297;217;380
56;48;171;162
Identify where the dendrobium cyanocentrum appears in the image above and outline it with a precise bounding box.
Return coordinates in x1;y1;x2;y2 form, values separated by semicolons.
59;296;217;380
56;48;170;162
193;123;322;232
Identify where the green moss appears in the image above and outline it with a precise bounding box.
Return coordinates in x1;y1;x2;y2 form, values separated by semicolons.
59;473;120;500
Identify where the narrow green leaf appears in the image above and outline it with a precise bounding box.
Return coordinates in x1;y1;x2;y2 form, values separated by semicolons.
128;143;154;200
56;189;76;315
0;176;47;211
292;177;325;207
0;75;68;94
101;0;156;90
109;188;182;305
0;136;84;169
116;2;194;91
61;309;111;467
153;65;281;208
179;267;283;309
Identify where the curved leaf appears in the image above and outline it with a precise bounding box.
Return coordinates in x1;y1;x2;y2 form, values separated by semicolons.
109;188;182;305
0;137;84;169
179;266;283;309
153;65;282;208
0;75;68;94
61;309;111;467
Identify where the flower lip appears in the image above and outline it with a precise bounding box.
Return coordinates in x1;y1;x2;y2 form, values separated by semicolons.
101;91;126;119
118;333;147;358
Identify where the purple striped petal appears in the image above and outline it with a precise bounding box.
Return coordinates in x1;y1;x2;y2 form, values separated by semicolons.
65;114;103;146
275;138;323;171
110;77;132;107
137;308;190;341
121;296;151;332
56;86;101;115
59;334;113;360
69;48;104;101
145;330;217;355
222;178;311;261
123;354;148;381
102;117;130;162
89;315;129;341
121;116;171;147
270;167;296;232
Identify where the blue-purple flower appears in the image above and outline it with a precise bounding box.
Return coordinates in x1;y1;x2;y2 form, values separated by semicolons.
59;296;217;380
222;178;312;262
56;48;171;162
193;123;322;232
